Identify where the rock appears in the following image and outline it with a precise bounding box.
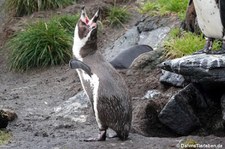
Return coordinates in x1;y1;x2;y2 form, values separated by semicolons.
0;110;8;128
142;90;161;99
103;27;140;61
54;91;90;123
158;84;204;135
136;16;174;33
160;54;225;85
137;16;159;32
2;108;17;121
160;70;187;87
0;109;17;128
130;48;164;71
138;27;170;50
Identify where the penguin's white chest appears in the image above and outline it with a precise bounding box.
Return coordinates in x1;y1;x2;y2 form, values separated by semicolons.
77;70;100;97
193;0;224;39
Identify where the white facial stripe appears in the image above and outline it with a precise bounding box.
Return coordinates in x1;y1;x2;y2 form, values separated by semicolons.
72;24;93;60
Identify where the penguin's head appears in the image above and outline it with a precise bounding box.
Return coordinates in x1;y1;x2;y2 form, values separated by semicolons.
75;6;100;42
73;6;100;59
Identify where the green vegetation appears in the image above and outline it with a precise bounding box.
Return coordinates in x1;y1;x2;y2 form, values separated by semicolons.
106;6;130;27
0;130;11;145
3;0;75;16
164;28;221;58
55;15;79;35
139;0;188;20
8;15;79;71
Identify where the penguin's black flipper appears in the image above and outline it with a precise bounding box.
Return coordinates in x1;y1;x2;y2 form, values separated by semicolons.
69;58;92;77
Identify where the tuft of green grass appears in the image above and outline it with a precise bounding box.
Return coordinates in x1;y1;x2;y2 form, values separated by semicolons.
8;17;75;71
164;28;222;58
39;0;74;10
55;15;79;36
139;0;188;20
106;6;130;27
0;130;11;145
3;0;75;17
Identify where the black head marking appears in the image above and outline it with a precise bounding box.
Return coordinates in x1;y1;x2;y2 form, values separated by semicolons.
76;7;100;58
77;7;99;39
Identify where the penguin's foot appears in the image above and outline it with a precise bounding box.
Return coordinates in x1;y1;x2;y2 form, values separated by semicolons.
83;130;106;142
193;48;212;55
211;48;225;54
193;37;213;55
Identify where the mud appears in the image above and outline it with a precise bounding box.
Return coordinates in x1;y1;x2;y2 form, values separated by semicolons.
0;0;225;149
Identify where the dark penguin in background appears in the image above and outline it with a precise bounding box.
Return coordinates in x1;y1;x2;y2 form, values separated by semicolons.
110;45;153;69
70;7;132;141
193;0;225;54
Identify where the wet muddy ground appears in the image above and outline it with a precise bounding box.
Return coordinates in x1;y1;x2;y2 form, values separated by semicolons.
0;0;225;148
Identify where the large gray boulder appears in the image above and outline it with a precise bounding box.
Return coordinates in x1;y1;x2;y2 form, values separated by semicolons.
160;54;225;85
159;54;225;135
138;27;170;50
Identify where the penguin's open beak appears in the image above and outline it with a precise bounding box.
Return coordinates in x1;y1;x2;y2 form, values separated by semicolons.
79;6;100;30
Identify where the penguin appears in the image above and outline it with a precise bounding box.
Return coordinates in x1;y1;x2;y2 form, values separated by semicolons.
109;45;153;69
70;7;132;141
193;0;225;54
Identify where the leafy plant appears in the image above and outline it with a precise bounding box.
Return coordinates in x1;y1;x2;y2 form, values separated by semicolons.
3;0;75;16
106;6;130;27
8;18;74;71
164;28;222;58
0;130;11;145
139;0;188;20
